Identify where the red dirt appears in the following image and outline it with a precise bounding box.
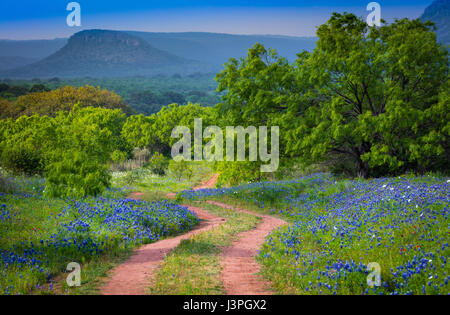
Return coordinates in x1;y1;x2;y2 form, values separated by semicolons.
101;174;287;295
207;201;287;295
100;204;225;295
166;192;176;200
194;173;219;190
165;173;218;200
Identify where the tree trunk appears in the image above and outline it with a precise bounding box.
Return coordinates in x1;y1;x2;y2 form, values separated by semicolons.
357;158;370;179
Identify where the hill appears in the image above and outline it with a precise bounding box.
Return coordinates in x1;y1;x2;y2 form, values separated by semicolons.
0;38;67;60
421;0;450;45
0;31;316;78
0;56;37;71
126;31;317;66
1;30;202;78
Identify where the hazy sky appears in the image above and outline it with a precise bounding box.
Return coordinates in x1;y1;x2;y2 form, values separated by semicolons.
0;0;434;39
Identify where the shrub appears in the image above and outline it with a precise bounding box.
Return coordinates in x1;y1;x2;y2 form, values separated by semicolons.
168;160;192;181
146;152;169;176
44;150;111;198
215;161;261;187
1;145;43;176
123;169;145;186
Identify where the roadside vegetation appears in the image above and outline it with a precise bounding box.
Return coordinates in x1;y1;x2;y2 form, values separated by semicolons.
179;173;449;295
0;173;200;295
150;202;260;295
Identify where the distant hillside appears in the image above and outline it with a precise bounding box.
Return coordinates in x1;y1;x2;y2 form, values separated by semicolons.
2;30;202;78
0;56;37;71
421;0;450;45
0;31;316;78
0;39;67;59
126;32;317;66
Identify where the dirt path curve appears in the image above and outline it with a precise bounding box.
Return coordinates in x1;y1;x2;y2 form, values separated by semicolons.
207;201;287;295
101;174;286;295
100;193;225;295
189;174;287;294
194;173;219;190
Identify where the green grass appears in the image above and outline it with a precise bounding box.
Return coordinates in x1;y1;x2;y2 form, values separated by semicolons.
0;188;199;295
112;161;214;195
0;194;131;295
149;201;260;295
0;162;215;295
182;174;449;295
55;248;134;295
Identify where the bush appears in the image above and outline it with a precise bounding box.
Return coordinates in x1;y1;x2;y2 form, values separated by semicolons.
44;150;111;198
1;145;43;176
123;169;146;186
146;152;169;176
215;161;261;187
168;160;192;181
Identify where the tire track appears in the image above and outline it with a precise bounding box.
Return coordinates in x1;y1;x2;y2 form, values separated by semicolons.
100;204;225;295
207;201;287;295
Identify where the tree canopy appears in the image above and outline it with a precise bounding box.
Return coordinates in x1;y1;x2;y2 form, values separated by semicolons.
0;85;133;119
216;13;449;178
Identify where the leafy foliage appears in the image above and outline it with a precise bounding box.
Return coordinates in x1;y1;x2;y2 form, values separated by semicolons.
122;103;216;155
217;14;449;178
0;193;198;295
168;160;193;181
146;152;169;176
0;105;129;197
421;0;450;45
6;85;133;118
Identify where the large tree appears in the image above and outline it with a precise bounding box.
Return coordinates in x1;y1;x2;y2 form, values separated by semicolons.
287;13;449;178
216;43;294;128
216;13;449;178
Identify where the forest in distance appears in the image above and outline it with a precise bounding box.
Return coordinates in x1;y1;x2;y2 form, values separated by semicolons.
0;73;221;116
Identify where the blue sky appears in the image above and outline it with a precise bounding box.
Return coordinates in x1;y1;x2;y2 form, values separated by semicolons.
0;0;434;39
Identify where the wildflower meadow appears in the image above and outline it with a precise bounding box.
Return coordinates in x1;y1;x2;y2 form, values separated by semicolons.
180;174;449;295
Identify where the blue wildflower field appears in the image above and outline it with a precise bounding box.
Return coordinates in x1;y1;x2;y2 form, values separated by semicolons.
179;174;449;295
0;189;198;295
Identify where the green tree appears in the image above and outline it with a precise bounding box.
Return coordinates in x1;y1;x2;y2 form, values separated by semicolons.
286;14;449;177
10;85;133;118
216;43;294;128
123;103;216;156
0;105;130;197
215;44;295;183
121;114;155;149
44;150;111;198
168;159;192;181
146;152;169;176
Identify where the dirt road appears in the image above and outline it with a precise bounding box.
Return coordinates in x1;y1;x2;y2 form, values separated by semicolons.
101;174;286;295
